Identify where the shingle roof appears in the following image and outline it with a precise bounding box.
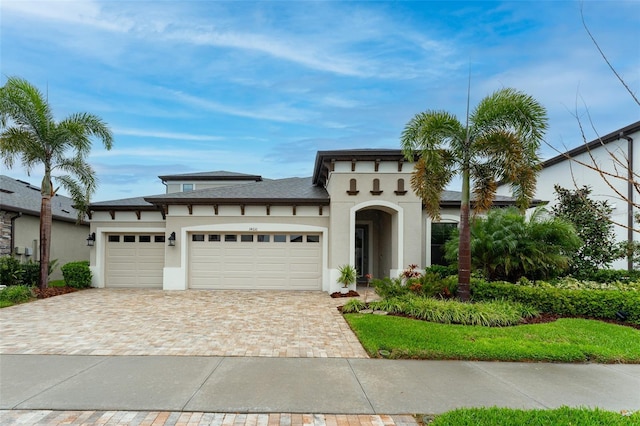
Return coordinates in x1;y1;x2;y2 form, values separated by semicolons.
159;170;263;182
90;195;159;209
145;177;329;205
0;175;83;223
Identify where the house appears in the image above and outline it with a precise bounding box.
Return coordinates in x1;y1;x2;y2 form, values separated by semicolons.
87;149;520;292
497;120;640;271
0;175;90;280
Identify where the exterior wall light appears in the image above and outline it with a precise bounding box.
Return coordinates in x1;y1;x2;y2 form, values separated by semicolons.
168;232;176;247
86;232;96;247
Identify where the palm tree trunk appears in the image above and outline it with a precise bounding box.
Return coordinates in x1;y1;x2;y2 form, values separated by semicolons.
458;168;471;301
39;188;52;291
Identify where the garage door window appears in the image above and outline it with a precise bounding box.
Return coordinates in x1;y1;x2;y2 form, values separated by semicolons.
139;235;151;243
241;234;254;242
155;236;165;243
124;235;136;243
225;235;237;242
108;235;120;243
192;234;205;242
257;234;270;242
274;235;286;243
209;234;221;242
290;234;303;243
307;235;320;243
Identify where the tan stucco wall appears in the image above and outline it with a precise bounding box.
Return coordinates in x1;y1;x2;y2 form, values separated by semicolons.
12;214;89;280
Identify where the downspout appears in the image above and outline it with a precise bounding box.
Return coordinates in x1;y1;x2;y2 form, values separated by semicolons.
619;132;634;271
10;212;22;256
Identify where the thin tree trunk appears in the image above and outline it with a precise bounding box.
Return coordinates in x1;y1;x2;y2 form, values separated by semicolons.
39;192;52;291
458;168;471;302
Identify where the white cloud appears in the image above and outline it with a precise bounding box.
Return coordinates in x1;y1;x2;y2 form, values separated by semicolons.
113;128;223;141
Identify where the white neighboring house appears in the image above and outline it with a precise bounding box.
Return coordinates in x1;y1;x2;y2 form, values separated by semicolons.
498;120;640;271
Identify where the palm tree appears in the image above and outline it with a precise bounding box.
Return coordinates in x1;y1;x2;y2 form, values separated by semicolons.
0;76;113;290
400;88;548;301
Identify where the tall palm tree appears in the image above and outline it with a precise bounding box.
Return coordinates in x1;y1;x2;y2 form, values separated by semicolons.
0;76;113;290
400;88;548;301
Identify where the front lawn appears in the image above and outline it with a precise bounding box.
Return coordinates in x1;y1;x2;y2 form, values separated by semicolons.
345;314;640;363
424;406;639;425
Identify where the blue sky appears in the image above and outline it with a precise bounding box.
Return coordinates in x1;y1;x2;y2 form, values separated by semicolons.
1;1;639;202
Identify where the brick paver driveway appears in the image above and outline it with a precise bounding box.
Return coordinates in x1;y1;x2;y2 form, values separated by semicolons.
0;289;367;358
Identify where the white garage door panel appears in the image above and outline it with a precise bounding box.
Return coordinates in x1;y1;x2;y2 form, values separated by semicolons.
106;235;164;288
189;233;322;290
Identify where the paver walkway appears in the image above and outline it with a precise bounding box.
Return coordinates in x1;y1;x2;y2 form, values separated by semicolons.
0;411;419;426
0;289;367;358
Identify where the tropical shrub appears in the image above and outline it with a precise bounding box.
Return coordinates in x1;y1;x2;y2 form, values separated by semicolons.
61;261;92;289
341;298;367;313
446;207;581;282
0;285;33;304
472;280;640;324
0;256;22;286
373;265;457;299
20;261;40;286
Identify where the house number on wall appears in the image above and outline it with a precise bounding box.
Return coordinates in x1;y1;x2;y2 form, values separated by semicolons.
249;227;258;231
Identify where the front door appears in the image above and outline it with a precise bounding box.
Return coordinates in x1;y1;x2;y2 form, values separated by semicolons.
355;224;369;281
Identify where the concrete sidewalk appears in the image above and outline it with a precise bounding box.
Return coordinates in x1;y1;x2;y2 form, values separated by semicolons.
1;355;638;416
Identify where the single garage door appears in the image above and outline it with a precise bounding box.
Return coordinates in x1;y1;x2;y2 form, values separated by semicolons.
105;233;165;288
189;232;322;290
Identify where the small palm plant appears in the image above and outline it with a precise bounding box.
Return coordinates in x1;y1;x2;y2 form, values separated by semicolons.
337;264;357;289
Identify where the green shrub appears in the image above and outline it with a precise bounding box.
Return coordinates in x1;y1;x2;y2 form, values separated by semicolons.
0;285;33;304
366;295;537;327
0;256;22;286
61;261;92;289
341;299;366;313
423;264;458;278
20;261;40;286
372;277;409;299
583;268;640;284
472;280;640;325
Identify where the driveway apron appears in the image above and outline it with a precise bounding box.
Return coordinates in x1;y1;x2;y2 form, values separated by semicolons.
0;289;367;358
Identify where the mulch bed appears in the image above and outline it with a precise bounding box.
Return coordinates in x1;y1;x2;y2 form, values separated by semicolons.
33;286;79;299
330;290;360;298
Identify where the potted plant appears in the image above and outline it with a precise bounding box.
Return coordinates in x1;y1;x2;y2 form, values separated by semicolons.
337;264;357;294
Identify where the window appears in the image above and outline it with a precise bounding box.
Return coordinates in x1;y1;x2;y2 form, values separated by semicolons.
431;223;458;266
108;235;120;243
192;234;205;242
208;234;221;242
241;234;254;242
139;235;151;243
123;235;136;243
257;234;270;242
307;235;320;243
154;235;165;243
370;178;383;195
182;183;194;192
225;234;237;242
290;234;303;243
347;178;359;195
395;178;407;195
274;234;286;243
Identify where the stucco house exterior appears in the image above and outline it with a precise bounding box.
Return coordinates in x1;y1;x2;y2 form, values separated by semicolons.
0;175;90;280
497;120;639;271
88;149;522;292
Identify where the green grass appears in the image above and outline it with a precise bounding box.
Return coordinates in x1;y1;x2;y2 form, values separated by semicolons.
345;314;640;363
426;406;639;425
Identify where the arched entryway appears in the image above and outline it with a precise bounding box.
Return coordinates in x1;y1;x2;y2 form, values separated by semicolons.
350;201;403;281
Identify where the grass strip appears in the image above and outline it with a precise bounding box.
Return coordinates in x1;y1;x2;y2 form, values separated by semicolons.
426;406;639;425
345;314;640;363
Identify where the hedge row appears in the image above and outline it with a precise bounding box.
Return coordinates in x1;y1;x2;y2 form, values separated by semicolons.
471;281;640;325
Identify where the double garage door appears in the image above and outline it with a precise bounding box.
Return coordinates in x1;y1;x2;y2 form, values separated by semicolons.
105;233;165;288
189;232;322;290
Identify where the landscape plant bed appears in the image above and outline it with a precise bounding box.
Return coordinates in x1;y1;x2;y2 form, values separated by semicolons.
33;286;79;298
330;290;360;298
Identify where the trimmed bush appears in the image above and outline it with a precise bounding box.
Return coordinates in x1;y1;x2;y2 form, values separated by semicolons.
61;261;92;289
341;299;366;313
20;261;40;286
472;280;640;325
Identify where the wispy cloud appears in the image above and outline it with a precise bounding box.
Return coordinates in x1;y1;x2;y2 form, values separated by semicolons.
113;127;224;141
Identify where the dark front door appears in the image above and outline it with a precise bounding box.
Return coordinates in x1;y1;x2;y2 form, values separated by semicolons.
355;224;369;280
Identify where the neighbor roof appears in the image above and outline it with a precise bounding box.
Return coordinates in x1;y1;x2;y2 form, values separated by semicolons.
159;170;263;182
0;175;84;223
145;177;329;206
542;120;640;168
